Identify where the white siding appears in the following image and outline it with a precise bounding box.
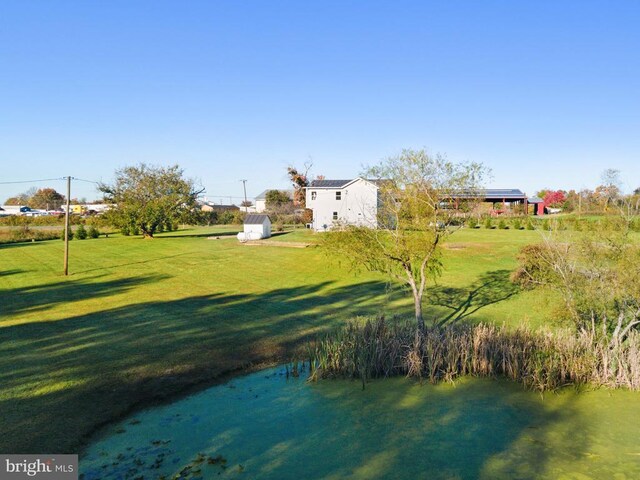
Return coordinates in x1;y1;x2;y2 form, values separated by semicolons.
306;179;378;231
242;219;271;239
254;200;267;213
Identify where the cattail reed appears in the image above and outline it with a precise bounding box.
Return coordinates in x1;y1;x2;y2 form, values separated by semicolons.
307;317;640;392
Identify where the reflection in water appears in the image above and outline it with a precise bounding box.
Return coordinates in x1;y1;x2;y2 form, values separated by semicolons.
81;367;640;479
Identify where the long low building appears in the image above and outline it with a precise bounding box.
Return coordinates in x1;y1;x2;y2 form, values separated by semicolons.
305;183;545;231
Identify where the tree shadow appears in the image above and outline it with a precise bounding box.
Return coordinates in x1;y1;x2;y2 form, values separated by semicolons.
71;253;199;275
0;278;404;454
282;377;588;479
0;274;170;318
80;371;590;480
0;268;24;277
427;269;520;326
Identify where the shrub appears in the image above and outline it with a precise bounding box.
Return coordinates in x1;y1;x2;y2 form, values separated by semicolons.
512;219;522;230
88;226;100;238
526;220;535;230
466;218;478;229
498;219;508;229
60;229;74;240
75;224;88;240
218;211;235;224
483;217;493;229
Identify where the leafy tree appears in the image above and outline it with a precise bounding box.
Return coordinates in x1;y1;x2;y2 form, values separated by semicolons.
543;190;566;208
28;188;66;210
512;221;640;344
265;190;292;210
99;164;202;238
323;149;487;330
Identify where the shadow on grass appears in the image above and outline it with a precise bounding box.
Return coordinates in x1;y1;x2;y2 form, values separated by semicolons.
71;253;195;275
0;277;404;454
0;274;170;318
0;268;25;277
427;269;520;326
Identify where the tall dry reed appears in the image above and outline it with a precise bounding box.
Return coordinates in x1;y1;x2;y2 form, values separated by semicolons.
307;317;640;392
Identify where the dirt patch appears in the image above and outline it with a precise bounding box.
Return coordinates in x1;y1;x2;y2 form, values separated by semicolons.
242;240;312;248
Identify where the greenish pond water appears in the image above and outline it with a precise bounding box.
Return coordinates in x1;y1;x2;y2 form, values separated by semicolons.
81;367;640;480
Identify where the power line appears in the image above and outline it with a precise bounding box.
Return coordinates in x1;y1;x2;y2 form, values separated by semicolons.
74;177;101;185
0;177;65;185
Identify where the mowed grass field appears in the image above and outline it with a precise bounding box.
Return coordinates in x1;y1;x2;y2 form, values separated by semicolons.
1;226;552;453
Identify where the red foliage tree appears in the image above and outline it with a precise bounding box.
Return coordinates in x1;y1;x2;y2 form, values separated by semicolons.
543;190;566;208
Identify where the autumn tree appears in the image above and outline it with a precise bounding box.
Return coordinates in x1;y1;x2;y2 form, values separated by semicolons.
323;149;488;330
28;188;66;210
543;190;566;208
287;162;312;207
99;164;203;238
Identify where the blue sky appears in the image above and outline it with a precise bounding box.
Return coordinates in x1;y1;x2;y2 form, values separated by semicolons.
1;0;639;203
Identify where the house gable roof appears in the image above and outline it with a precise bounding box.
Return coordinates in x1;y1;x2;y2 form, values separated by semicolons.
308;179;353;188
244;214;271;225
308;178;384;189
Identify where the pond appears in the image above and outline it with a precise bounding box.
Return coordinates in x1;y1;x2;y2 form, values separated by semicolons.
81;366;640;479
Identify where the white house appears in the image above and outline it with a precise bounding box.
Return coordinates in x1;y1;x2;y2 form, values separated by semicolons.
254;190;293;213
237;214;272;241
305;178;380;231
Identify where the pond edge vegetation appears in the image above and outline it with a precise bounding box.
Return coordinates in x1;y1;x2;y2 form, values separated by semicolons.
306;317;640;392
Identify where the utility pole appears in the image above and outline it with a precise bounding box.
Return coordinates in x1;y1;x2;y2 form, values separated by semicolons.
63;176;71;276
240;179;248;212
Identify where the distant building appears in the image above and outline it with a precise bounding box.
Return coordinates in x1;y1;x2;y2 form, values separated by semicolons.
0;205;32;216
305;178;380;231
201;203;239;213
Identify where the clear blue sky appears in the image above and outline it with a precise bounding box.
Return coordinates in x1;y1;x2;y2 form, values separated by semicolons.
1;0;639;203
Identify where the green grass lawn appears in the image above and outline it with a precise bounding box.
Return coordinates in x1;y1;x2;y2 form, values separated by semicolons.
1;225;554;453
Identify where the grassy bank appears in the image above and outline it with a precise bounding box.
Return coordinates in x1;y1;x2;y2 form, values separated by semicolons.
1;226;550;453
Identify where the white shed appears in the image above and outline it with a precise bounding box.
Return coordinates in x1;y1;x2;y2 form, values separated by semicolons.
237;214;272;241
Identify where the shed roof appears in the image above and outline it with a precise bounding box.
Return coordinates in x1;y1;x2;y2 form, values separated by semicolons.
527;197;544;203
448;189;526;200
244;214;271;224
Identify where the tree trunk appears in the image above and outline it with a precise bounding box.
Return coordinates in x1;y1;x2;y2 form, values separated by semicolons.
414;293;425;331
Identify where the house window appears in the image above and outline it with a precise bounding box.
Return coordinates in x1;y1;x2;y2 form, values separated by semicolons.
311;191;317;200
332;211;338;220
336;191;342;200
